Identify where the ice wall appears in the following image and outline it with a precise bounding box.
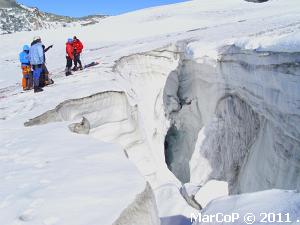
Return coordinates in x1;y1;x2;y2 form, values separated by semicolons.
164;54;224;183
166;44;300;194
112;183;160;225
24;90;149;176
216;46;300;193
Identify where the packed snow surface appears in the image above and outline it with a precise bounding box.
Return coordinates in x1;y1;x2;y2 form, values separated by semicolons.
0;124;150;225
1;0;300;224
193;189;300;225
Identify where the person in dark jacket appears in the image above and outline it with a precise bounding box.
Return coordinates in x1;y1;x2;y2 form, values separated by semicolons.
40;44;53;87
65;38;74;76
29;36;44;93
72;36;84;71
19;45;32;90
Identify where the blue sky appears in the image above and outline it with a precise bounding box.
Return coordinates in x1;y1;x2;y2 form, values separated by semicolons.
18;0;188;17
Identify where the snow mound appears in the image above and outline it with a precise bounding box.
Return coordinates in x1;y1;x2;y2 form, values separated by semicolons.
193;189;300;225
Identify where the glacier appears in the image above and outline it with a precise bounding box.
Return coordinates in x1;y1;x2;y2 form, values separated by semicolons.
1;0;300;224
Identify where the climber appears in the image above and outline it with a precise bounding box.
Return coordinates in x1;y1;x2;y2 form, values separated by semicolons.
72;36;83;71
40;44;54;87
19;45;32;91
29;36;44;93
65;38;74;76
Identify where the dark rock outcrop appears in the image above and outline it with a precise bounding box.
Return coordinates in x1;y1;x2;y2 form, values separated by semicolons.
245;0;269;3
0;0;17;8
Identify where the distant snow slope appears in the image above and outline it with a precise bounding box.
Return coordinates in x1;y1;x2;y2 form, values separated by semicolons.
0;0;300;224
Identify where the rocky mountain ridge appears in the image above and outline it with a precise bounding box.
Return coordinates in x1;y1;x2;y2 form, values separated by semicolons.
0;1;106;34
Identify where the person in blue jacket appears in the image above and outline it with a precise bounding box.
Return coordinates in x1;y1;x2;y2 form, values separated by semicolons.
19;45;33;90
29;36;44;93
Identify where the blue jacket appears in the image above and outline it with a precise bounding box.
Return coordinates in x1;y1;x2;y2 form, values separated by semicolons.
29;42;44;65
19;51;30;65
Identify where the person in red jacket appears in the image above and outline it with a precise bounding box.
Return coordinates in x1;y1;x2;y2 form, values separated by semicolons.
65;38;74;76
72;36;84;71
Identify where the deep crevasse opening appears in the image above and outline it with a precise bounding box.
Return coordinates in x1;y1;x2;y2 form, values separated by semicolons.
23;42;300;220
165;44;300;194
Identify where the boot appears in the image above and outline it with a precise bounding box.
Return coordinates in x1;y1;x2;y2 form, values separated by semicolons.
49;79;54;85
22;77;27;90
44;74;50;86
72;66;78;71
65;67;72;76
78;61;83;70
34;86;43;93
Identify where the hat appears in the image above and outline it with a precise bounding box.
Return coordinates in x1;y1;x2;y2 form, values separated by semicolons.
67;38;73;43
33;36;41;41
23;45;30;51
73;36;77;40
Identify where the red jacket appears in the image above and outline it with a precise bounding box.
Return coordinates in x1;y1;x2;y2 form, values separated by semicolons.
66;42;74;60
73;39;83;54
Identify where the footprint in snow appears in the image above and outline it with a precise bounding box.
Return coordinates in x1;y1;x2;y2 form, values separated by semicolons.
0;194;14;209
19;198;45;221
43;217;60;225
19;208;35;221
34;161;50;168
